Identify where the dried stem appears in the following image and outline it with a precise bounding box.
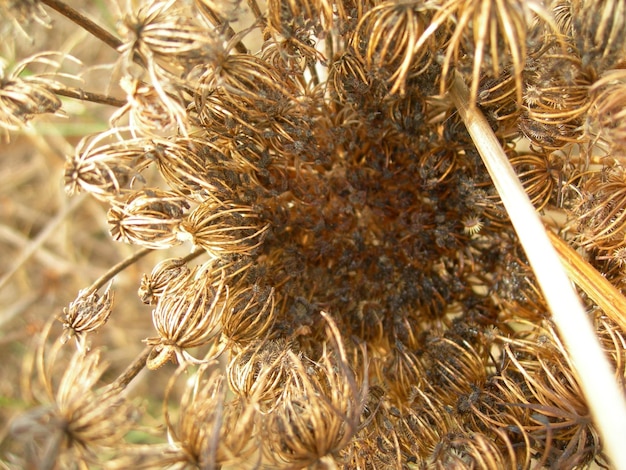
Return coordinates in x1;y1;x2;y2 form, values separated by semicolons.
547;229;626;332
107;346;151;394
87;247;152;295
449;71;626;470
52;87;126;107
39;0;123;51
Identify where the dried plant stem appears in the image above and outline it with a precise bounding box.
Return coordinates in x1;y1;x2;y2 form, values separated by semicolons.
39;0;122;51
547;229;626;332
107;346;151;394
87;247;153;295
449;72;626;469
52;87;126;107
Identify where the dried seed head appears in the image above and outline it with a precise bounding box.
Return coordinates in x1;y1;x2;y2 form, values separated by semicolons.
117;0;218;69
163;364;260;468
112;76;181;136
178;201;269;259
0;53;73;139
352;0;434;95
589;76;626;151
13;348;135;467
227;339;292;410
221;285;276;345
145;266;228;369
138;257;191;305
265;313;367;467
65;129;149;200
107;188;189;249
60;283;114;349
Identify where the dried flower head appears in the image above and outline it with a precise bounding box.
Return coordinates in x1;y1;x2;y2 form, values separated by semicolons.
221;284;276;346
138;257;191;305
178;201;268;259
352;0;434;95
163;364;261;469
108;188;189;249
227;339;292;411
0;53;71;140
264;313;367;468
60;283;114;350
12;345;135;468
145;266;228;369
64;128;149;199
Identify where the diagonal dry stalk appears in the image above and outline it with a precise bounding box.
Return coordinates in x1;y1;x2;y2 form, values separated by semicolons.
449;71;626;469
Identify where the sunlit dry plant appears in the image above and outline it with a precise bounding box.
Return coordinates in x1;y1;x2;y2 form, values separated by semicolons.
0;52;74;140
178;200;269;259
60;282;114;350
64;128;149;200
108;188;189;249
138;257;191;305
145;265;228;370
264;313;368;468
161;363;261;469
11;339;135;469
4;0;626;467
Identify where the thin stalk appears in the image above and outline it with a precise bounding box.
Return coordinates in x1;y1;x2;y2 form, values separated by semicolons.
449;72;626;470
52;87;126;107
547;229;626;332
107;346;151;394
87;247;153;294
39;0;122;51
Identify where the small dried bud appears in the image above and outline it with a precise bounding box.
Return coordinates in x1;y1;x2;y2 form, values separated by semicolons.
64;129;149;200
138;257;190;304
108;188;189;249
60;283;114;349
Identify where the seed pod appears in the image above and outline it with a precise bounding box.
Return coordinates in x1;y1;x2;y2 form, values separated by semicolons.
108;188;189;249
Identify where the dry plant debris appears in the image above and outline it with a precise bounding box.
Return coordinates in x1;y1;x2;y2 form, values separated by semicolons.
1;0;626;468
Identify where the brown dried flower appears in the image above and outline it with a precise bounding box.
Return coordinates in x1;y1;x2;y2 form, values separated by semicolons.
60;283;114;350
145;265;228;369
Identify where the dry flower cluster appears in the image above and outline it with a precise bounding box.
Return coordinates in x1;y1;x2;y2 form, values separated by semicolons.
1;0;626;468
